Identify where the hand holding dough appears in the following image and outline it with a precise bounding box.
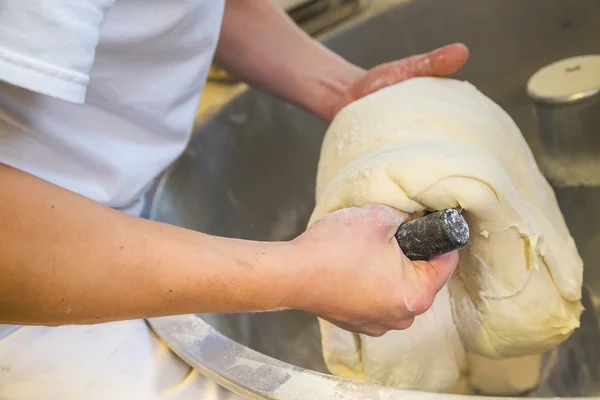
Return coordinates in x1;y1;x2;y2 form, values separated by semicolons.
309;77;584;393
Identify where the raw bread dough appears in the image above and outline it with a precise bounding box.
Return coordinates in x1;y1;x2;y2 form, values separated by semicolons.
320;285;466;391
467;353;543;395
308;77;584;393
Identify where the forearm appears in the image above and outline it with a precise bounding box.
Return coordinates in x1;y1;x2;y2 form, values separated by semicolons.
214;0;364;121
0;164;304;325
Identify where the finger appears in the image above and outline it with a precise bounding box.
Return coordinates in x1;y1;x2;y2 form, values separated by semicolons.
387;42;470;81
408;42;470;77
329;322;387;337
361;326;388;337
414;250;459;294
401;251;459;316
321;315;391;337
390;316;415;331
319;316;366;335
352;42;470;98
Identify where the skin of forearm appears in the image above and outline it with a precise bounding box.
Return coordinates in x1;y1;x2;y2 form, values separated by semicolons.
0;164;306;325
214;0;365;121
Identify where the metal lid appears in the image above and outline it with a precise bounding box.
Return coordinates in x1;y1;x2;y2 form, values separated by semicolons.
527;55;600;104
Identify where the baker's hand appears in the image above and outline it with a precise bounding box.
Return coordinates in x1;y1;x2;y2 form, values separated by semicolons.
291;204;458;337
326;43;470;122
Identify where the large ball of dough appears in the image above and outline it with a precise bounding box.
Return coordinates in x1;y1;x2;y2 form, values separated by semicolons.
309;77;583;393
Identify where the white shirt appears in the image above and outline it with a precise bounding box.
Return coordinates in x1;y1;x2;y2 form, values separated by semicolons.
0;1;241;399
0;0;223;215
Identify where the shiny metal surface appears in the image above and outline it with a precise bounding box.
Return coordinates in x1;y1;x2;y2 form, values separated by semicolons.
534;95;600;160
149;0;600;398
288;0;366;36
527;55;600;104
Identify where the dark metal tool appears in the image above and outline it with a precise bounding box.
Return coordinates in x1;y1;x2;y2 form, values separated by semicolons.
395;208;469;261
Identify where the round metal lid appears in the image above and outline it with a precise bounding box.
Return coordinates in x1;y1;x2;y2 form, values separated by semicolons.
527;55;600;104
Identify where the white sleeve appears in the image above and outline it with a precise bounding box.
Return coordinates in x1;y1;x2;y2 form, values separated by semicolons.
0;0;115;104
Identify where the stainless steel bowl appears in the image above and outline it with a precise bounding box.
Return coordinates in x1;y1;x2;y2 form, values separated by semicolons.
149;0;600;398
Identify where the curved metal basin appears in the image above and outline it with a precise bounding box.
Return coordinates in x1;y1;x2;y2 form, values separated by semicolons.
149;0;600;398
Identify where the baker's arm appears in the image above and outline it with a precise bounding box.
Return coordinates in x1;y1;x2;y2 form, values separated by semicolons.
0;163;457;335
0;163;299;325
214;0;469;122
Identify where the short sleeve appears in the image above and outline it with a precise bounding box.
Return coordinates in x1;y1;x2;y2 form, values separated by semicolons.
0;0;115;103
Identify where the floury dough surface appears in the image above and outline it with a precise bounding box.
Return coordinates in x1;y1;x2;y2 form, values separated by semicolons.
308;77;584;393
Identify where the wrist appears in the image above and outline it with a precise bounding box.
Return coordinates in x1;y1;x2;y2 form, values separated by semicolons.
216;238;311;312
274;238;320;312
271;240;315;311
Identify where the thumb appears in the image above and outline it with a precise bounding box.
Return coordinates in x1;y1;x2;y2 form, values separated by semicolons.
402;251;459;316
413;251;459;294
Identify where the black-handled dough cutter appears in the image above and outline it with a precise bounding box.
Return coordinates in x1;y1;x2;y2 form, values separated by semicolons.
395;208;469;261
